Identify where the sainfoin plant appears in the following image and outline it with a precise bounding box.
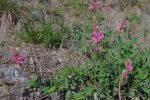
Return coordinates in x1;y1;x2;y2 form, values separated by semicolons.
90;18;104;51
119;59;133;100
12;48;24;65
89;0;100;12
26;0;150;100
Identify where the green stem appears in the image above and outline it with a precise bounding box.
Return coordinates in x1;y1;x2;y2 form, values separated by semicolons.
119;74;123;100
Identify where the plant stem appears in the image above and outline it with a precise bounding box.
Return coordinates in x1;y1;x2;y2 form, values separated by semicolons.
119;75;122;100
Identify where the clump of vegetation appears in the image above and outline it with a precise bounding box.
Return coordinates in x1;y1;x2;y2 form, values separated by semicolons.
26;0;150;100
27;31;150;99
17;16;70;48
0;0;18;13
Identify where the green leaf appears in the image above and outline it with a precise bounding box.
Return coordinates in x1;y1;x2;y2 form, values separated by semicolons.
65;90;72;100
142;88;150;96
81;45;88;52
71;85;76;90
83;86;94;96
58;67;73;76
48;86;56;93
143;70;148;79
72;93;85;100
40;86;50;94
30;74;38;82
26;74;38;87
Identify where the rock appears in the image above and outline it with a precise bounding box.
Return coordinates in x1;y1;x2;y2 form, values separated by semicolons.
0;64;28;99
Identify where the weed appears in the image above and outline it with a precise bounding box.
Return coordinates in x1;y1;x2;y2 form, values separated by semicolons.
0;0;18;13
16;16;70;48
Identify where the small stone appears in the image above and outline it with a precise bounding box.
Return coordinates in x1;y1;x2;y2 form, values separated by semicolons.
58;58;62;63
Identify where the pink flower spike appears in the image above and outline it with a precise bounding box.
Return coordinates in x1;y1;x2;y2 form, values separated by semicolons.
90;18;104;44
12;49;24;65
89;0;100;12
90;33;97;44
122;69;128;78
89;0;95;12
90;31;104;44
96;31;104;41
95;0;100;5
125;59;133;71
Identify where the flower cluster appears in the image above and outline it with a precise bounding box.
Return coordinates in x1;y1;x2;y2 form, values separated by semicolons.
90;18;104;51
89;0;100;12
122;59;133;77
12;49;24;65
90;19;104;44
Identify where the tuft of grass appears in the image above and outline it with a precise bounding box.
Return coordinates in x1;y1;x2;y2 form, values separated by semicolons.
127;13;141;24
0;0;18;13
17;16;70;48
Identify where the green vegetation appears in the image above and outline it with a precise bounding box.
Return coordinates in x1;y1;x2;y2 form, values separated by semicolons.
0;0;18;13
26;0;150;99
27;27;150;99
17;16;70;47
1;0;149;99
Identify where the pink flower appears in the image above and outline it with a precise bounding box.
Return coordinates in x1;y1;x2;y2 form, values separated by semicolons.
12;49;24;65
125;59;133;71
90;31;98;44
121;59;133;78
90;31;104;44
90;18;104;44
97;32;104;41
89;0;100;12
116;18;126;32
122;69;128;77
